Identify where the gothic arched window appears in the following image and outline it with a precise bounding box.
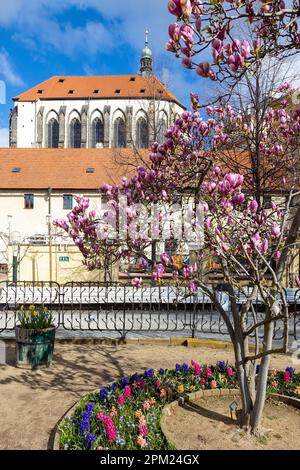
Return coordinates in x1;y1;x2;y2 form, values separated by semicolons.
47;118;59;148
91;118;104;148
136;117;149;149
114;117;126;148
157;119;167;144
70;118;81;148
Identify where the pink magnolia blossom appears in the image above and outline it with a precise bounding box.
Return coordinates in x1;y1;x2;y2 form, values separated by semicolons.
132;277;143;288
196;62;211;77
249;199;259;214
271;224;281;238
187;280;197;292
161;253;170;265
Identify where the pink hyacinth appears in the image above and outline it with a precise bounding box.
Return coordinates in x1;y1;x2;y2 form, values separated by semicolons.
136;379;145;389
295;277;300;288
155;380;161;389
200;377;206;384
96;413;117;444
191;361;201;375
205;367;212;377
226;367;234;377
117;394;125;407
124;385;132;398
283;371;291;383
139;423;148;438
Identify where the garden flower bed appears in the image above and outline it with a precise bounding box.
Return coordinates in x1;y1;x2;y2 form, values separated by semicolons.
57;360;300;450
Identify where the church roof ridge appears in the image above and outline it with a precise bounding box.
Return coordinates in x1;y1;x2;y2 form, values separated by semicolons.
13;74;184;108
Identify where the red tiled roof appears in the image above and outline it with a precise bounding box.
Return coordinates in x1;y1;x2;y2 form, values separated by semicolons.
0;148;147;190
14;75;184;108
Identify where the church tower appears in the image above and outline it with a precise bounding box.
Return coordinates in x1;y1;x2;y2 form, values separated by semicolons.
140;30;153;78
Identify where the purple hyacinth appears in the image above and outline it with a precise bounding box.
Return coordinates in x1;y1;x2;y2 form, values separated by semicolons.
132;372;139;381
111;383;118;392
86;432;96;449
144;368;154;379
100;388;109;401
175;363;181;372
218;361;226;371
79;415;90;437
121;377;129;387
79;403;94;437
159;368;165;376
285;367;295;377
183;363;189;373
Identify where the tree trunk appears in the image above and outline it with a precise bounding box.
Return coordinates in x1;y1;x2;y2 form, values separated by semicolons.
233;335;253;428
249;317;274;433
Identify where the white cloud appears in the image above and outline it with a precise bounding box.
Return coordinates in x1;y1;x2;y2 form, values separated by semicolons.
0;128;9;148
0;0;206;105
0;49;24;87
0;1;169;58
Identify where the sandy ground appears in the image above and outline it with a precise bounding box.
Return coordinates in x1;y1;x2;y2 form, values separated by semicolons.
0;339;297;450
165;396;300;450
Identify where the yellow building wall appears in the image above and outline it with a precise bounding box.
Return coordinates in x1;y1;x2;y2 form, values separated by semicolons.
7;244;119;284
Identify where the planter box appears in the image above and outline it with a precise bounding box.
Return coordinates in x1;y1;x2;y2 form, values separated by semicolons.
15;326;56;369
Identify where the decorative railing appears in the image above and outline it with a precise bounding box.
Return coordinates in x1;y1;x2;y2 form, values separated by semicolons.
0;281;299;342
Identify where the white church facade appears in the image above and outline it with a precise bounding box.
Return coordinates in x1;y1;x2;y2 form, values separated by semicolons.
9;34;184;150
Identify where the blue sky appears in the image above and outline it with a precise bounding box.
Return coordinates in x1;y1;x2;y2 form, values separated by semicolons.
0;0;208;147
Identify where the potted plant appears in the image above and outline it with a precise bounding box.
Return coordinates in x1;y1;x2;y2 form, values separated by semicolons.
15;304;55;369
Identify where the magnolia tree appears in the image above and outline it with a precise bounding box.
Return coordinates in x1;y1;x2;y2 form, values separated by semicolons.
53;0;300;436
54;89;300;432
167;0;299;85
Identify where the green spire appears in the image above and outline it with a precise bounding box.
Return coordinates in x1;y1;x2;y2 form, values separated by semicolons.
140;29;153;77
145;29;149;47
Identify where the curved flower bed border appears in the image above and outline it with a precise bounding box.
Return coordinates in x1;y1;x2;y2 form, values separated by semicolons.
160;390;300;450
54;361;300;451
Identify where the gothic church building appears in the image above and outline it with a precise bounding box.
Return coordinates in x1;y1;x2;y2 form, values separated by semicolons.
9;33;184;150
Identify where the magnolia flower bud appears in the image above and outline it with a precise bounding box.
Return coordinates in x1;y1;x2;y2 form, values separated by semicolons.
196;62;210;77
161;253;170;265
271;224;281;238
249;199;258;214
132;277;142;288
274;250;281;260
187;280;197;293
